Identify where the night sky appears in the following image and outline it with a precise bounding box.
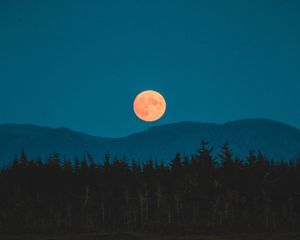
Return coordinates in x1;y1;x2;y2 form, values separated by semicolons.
0;0;300;137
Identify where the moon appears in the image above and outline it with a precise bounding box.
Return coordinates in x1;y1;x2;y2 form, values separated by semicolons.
133;90;166;122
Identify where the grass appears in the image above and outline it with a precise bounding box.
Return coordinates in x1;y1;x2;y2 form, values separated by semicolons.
1;232;300;240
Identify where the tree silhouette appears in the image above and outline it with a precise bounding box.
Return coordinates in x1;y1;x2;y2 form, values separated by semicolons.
0;143;299;234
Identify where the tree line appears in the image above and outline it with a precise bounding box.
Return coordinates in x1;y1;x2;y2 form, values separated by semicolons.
0;141;299;234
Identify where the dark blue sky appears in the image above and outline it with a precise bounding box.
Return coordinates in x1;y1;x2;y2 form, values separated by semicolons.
0;0;299;137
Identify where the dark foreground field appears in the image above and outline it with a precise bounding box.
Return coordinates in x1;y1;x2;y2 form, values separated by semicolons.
1;233;300;240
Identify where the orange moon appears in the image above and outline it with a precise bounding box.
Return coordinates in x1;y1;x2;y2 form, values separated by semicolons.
133;90;166;122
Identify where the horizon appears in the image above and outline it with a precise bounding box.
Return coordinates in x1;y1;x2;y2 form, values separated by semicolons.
0;117;299;139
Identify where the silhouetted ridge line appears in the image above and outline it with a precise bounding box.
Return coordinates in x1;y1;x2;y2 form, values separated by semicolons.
0;119;300;166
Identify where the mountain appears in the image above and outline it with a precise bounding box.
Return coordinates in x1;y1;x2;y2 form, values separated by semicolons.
0;119;300;165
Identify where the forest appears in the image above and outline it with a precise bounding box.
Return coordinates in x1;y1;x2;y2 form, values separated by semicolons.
0;141;299;234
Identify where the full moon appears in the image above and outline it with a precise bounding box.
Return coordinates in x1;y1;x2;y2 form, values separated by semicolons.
133;90;166;122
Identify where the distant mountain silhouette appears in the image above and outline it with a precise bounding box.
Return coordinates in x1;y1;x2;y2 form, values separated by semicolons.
0;119;300;165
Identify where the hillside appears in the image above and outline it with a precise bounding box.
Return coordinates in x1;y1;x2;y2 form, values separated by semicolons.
0;119;299;165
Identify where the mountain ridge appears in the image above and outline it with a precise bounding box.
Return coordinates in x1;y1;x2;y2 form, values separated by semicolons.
0;119;299;165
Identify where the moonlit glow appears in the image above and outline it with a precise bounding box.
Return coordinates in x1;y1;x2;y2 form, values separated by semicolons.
133;90;166;122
